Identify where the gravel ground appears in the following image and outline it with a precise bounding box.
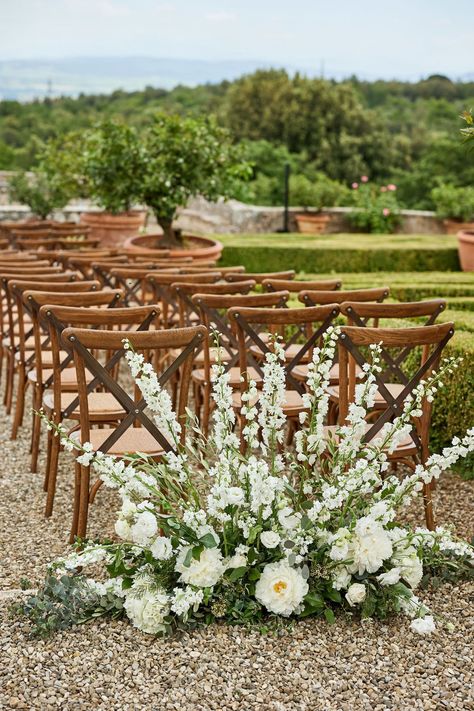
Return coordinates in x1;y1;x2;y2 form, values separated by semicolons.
1;398;474;710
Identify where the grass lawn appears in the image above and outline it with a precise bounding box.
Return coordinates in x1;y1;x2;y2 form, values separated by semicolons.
217;232;457;251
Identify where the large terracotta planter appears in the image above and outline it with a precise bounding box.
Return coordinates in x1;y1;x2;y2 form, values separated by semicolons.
444;219;474;235
296;213;331;235
124;233;223;261
457;230;474;271
80;211;147;247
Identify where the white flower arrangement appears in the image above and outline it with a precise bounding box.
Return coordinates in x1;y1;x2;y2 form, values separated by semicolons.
27;328;474;638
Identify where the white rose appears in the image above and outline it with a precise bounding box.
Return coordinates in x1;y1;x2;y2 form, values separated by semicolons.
150;536;173;561
351;517;393;574
377;567;401;586
175;546;225;588
345;583;366;607
115;518;131;541
130;510;158;546
260;531;281;549
399;555;423;589
226;553;247;569
123;590;170;634
332;567;352;591
255;561;309;616
277;507;301;531
227;487;245;506
410;615;436;635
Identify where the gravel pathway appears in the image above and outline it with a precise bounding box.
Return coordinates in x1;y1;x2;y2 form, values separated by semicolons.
1;401;474;710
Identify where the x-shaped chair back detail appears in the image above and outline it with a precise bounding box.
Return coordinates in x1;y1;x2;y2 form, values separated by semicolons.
300;286;390;312
42;304;160;420
27;289;124;390
173;280;257;328
62;323;207;454
229;304;341;395
226;270;295;284
337;322;455;453
263;278;342;293
147;272;221;328
192;290;290;374
108;266;179;306
340;299;447;384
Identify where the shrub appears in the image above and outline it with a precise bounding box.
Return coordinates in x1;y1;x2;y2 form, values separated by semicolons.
431;184;474;222
289;173;350;210
348;177;401;233
8;171;69;219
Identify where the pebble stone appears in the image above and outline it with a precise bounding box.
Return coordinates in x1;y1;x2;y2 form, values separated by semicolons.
1;402;473;710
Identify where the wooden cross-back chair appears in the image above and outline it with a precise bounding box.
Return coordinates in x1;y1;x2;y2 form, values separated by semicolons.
184;265;245;276
333;322;455;529
94;264;180;295
263;278;342;293
6;279;100;432
191;290;290;433
68;255;127;279
225;270;296;284
25;289;124;473
0;271;81;411
40;304;159;522
228;304;341;446
62;323;206;540
173;279;256;328
146;271;221;328
300;286;390;310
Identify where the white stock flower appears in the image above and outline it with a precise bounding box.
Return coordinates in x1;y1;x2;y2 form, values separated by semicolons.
170;586;204;617
345;583;366;606
332;567;352;591
115;518;132;540
150;536;173;561
175;547;225;588
260;531;281;549
410;615;436;635
255;561;309;616
130;510;158;546
123;590;170;635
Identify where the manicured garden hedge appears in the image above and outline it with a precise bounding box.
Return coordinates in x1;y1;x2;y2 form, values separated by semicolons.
218;234;460;273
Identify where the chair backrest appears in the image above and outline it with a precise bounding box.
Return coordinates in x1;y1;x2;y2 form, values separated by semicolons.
192;290;290;374
228;303;340;395
147;271;221;327
340;299;446;325
41;304;160;418
185;265;245;275
62;323;207;452
173;280;256;327
337;322;455;456
225;270;295;284
263;278;342;293
299;286;390;308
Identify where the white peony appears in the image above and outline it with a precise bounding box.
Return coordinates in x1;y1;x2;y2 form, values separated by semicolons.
392;546;423;589
377;567;401;586
260;531;281;549
130;510;158;546
175;546;225;588
345;583;366;606
332;566;352;591
350;517;393;574
255;560;309;616
226;553;247;569
123;590;170;634
150;536;173;561
410;615;436;635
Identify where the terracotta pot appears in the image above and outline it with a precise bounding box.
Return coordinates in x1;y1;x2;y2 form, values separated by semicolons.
124;233;223;261
443;219;474;235
295;213;331;235
80;211;147;247
457;230;474;271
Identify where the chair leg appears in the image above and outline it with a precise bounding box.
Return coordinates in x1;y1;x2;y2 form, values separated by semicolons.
4;354;14;412
70;461;82;544
44;434;60;517
30;387;42;473
11;366;26;439
44;427;53;492
423;482;435;530
77;464;91;540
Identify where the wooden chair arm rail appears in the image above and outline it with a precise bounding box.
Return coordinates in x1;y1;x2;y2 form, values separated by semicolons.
62;324;207;349
228;303;340;325
340;322;455;347
191;290;290;308
340;299;446;318
299;287;390;305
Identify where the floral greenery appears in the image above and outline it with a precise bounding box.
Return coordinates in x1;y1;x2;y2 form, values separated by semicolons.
460;110;474;146
348;177;401;233
19;331;474;638
431;184;474;222
8;170;70;219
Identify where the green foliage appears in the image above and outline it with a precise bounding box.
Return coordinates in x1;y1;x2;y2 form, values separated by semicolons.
348;179;402;233
460;110;474;146
8;170;69;219
431;184;474;222
141;113;251;243
81;120;144;213
288;174;351;210
39;131;88;200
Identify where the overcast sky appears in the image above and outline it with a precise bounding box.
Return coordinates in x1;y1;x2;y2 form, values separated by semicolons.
1;0;473;79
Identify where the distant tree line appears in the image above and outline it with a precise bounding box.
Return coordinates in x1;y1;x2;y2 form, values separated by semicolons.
1;70;473;210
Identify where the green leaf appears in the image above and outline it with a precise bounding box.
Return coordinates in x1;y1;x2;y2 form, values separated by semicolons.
192;544;204;561
199;533;218;549
227;566;248;582
183;547;194;569
248;568;261;581
324;608;336;625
